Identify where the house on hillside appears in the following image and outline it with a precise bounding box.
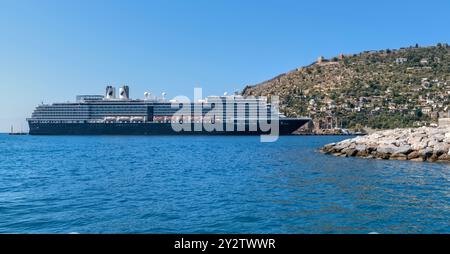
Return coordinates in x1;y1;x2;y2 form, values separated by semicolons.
422;106;432;115
395;57;407;64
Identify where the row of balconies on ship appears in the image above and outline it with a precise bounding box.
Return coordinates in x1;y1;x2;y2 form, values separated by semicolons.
104;116;146;122
28;115;276;125
103;115;274;124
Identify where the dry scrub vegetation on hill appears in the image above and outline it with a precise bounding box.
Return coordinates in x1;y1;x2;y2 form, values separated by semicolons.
243;43;450;130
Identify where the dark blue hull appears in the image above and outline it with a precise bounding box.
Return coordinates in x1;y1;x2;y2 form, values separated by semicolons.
28;119;309;135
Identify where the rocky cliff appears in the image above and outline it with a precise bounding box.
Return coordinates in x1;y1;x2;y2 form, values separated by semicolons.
243;43;450;130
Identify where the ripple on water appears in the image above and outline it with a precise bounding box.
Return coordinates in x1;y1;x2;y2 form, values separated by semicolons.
0;134;449;233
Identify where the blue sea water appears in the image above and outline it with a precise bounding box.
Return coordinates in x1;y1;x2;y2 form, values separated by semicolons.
0;134;449;234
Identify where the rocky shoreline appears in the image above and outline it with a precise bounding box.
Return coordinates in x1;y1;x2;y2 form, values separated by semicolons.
320;127;450;162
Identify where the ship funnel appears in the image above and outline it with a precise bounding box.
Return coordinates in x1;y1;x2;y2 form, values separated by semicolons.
119;85;130;100
106;86;116;99
144;92;151;100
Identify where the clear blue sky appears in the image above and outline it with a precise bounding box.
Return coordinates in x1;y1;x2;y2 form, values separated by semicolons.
1;0;449;132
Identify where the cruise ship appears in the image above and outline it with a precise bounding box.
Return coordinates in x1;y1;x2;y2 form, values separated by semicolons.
27;86;310;136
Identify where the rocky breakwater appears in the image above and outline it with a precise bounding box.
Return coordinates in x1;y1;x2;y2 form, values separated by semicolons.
320;127;450;162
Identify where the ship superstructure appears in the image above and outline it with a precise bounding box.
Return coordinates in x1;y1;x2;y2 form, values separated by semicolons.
28;86;310;136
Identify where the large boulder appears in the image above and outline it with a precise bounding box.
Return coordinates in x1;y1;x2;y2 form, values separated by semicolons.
407;136;423;145
411;140;428;151
418;148;433;158
346;149;357;157
334;140;352;151
390;153;408;160
433;134;445;142
438;154;450;161
407;151;420;160
392;145;412;155
355;144;369;156
377;144;397;154
355;144;367;152
433;143;450;155
321;143;336;153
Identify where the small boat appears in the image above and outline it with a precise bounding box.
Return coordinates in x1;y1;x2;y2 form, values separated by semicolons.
8;125;28;135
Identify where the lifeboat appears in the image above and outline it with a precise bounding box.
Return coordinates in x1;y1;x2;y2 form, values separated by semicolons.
104;116;117;122
130;116;145;122
117;116;131;122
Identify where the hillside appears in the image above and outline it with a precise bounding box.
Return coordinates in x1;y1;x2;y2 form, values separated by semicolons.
242;43;450;130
